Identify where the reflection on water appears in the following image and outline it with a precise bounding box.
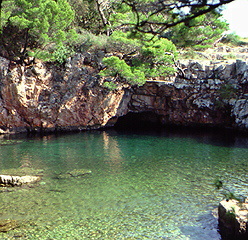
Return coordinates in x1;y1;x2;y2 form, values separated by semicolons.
102;131;124;173
0;128;247;239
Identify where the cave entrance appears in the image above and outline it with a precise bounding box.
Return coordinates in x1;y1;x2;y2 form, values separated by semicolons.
114;111;163;130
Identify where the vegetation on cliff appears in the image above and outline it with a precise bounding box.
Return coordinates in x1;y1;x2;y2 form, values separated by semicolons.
0;0;237;87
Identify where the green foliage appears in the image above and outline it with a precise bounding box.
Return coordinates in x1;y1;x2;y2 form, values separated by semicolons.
109;1;144;29
100;31;177;86
165;10;229;50
43;44;75;64
0;0;233;68
0;0;77;63
68;0;103;34
221;33;247;46
100;56;146;86
72;29;109;52
10;0;74;41
103;81;117;91
0;0;15;30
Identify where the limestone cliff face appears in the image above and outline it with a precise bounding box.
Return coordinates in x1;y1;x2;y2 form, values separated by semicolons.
0;54;129;133
0;54;248;134
130;60;248;128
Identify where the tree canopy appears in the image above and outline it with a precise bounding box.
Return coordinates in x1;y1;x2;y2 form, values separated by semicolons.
0;0;76;64
116;0;234;35
100;31;177;88
164;9;229;50
0;0;236;86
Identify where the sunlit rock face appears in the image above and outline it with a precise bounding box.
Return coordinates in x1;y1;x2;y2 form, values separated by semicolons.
0;54;248;134
218;198;248;240
0;54;129;133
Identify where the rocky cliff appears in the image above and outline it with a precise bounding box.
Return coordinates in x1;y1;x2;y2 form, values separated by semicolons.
0;54;248;134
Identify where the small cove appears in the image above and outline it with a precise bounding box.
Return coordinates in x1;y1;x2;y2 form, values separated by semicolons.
0;128;247;239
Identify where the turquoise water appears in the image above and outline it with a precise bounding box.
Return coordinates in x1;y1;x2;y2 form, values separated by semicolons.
0;129;247;239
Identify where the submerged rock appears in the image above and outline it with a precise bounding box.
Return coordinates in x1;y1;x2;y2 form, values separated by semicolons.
0;220;19;232
0;175;41;187
68;169;92;177
218;198;248;240
55;169;92;179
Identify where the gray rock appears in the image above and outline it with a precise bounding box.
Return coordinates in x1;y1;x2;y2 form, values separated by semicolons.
0;57;9;79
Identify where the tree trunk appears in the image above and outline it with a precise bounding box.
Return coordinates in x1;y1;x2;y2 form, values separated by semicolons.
95;0;111;36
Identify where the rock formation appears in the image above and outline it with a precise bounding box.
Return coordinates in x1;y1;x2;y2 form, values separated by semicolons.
129;59;248;129
0;54;248;133
0;175;40;187
218;198;248;240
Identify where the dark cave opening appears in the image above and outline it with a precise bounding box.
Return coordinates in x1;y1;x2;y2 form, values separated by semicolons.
113;111;164;131
111;111;248;147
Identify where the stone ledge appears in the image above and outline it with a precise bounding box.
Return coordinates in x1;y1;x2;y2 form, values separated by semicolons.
218;198;248;240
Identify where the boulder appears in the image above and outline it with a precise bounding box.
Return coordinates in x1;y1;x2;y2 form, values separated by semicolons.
0;174;40;187
218;198;248;240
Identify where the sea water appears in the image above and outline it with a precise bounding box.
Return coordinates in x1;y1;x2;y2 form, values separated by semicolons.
0;128;247;239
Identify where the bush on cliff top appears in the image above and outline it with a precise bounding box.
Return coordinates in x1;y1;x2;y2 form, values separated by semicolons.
100;31;177;87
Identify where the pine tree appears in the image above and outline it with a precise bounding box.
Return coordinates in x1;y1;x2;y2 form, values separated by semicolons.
0;0;77;64
164;10;229;50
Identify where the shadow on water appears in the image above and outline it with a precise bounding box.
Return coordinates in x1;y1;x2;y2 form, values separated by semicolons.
3;111;248;149
113;112;248;149
179;213;220;240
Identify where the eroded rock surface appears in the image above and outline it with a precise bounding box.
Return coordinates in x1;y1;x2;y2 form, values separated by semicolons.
0;175;41;187
0;54;248;133
218;198;248;240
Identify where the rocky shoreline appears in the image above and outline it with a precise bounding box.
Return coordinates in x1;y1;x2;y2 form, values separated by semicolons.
0;54;248;134
1;54;248;237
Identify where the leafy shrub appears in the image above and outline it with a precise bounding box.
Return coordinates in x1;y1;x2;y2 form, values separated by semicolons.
51;44;74;64
100;31;177;86
72;29;109;52
221;33;246;46
103;81;117;91
100;56;146;86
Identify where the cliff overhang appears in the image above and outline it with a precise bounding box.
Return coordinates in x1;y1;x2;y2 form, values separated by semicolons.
0;54;248;134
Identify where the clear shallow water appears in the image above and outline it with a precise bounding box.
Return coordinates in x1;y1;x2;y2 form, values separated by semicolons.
0;128;247;239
